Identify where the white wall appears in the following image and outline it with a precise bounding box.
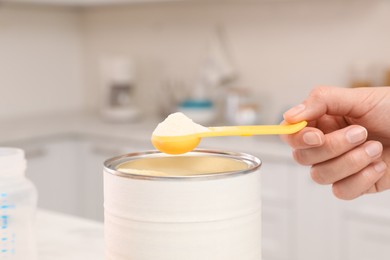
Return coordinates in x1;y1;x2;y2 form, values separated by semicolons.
0;5;85;120
1;1;389;123
82;0;390;123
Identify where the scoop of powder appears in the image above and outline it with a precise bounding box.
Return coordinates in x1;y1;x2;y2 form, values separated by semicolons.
153;112;210;136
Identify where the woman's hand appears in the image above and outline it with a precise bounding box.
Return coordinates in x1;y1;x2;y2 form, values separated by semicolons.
282;86;390;200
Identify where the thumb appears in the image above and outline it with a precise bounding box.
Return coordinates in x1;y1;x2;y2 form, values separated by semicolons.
283;86;373;123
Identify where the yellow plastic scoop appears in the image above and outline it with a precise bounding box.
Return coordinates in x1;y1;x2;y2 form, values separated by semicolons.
151;121;307;155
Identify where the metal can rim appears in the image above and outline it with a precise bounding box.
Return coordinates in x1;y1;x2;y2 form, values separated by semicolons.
103;149;261;181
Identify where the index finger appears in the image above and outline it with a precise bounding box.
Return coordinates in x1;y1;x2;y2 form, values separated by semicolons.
283;86;377;123
281;126;325;150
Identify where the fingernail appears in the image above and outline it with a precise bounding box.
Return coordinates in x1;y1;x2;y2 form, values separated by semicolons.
374;161;387;173
285;104;305;117
303;132;322;146
346;127;367;144
365;142;382;157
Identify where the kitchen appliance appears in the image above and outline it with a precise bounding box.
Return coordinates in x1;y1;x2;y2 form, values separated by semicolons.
99;57;140;122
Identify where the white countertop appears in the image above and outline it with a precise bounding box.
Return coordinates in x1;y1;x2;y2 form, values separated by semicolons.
37;209;104;259
0;112;155;144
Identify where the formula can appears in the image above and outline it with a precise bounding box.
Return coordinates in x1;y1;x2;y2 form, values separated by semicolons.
103;150;262;260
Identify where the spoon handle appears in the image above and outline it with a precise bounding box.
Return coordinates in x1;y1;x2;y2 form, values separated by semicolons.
203;121;307;137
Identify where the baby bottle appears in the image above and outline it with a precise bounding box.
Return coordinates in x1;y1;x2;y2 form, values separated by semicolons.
0;148;38;259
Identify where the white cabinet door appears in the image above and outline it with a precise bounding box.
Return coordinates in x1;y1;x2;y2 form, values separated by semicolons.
341;209;390;260
294;168;390;260
294;165;341;260
259;156;302;260
338;194;390;260
12;137;83;216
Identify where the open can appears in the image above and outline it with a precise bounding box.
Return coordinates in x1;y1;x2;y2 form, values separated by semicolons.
103;150;262;260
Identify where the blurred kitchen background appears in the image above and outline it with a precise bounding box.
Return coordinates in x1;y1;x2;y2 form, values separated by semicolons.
1;0;390;259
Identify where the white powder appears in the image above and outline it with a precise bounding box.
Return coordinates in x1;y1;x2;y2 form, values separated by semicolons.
152;112;210;136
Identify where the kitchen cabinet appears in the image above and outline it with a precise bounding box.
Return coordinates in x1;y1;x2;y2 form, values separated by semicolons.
8;132;303;259
4;130;390;260
14;136;84;217
259;155;299;260
7;134;153;221
293;167;390;260
342;207;390;260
